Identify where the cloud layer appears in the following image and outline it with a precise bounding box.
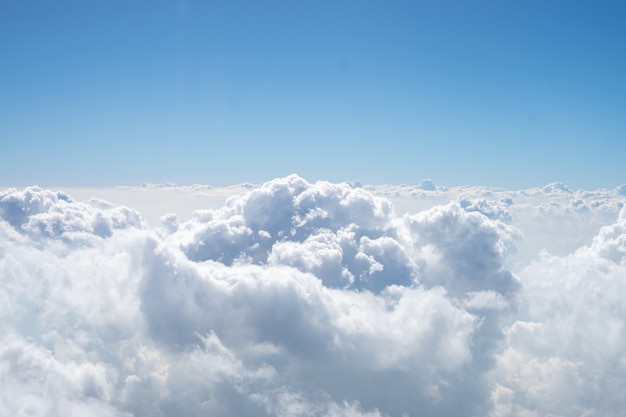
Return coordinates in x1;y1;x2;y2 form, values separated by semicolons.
1;176;625;416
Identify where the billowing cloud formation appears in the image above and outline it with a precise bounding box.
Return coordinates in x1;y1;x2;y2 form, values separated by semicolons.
0;186;143;240
492;205;626;417
0;177;625;416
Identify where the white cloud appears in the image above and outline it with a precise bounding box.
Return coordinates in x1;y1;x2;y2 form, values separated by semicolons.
1;176;625;416
491;204;626;417
0;187;144;241
0;334;125;417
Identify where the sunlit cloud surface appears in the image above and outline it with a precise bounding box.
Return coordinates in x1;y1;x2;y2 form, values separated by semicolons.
1;175;625;416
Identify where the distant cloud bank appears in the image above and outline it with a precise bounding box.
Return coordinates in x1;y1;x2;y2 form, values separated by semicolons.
1;175;625;416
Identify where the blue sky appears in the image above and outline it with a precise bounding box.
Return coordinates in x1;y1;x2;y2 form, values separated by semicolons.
1;0;625;188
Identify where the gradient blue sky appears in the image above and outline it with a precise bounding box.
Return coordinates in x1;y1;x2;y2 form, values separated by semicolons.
1;0;625;188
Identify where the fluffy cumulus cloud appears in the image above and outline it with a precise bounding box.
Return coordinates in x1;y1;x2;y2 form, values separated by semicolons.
491;205;626;417
0;177;625;416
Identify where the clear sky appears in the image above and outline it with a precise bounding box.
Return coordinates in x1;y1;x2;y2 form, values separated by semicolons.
1;0;625;189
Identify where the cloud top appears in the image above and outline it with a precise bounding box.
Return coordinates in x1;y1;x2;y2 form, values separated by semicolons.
1;176;625;416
